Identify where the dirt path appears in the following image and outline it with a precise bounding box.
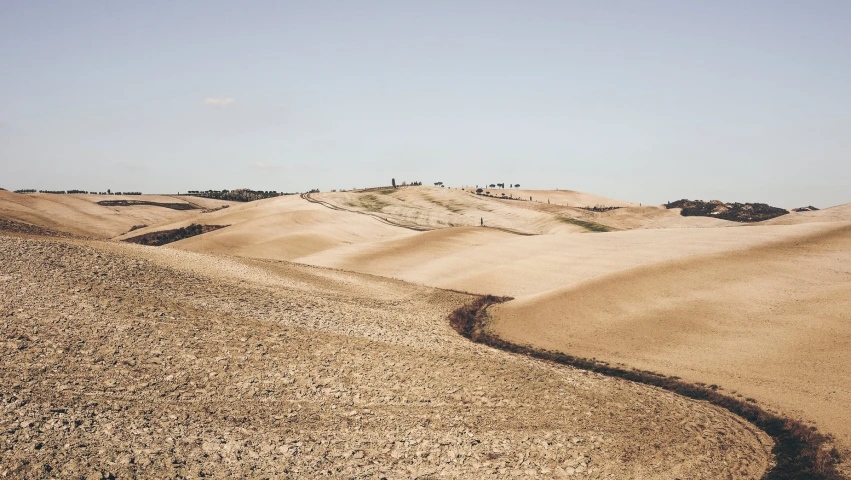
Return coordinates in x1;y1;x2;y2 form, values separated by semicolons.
302;192;432;232
1;234;772;478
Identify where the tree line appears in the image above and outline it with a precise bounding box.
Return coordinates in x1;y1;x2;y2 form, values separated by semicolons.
482;183;520;189
391;178;423;188
12;189;143;195
186;189;296;202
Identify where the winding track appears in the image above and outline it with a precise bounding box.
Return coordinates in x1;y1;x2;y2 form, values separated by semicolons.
301;193;432;232
302;192;537;236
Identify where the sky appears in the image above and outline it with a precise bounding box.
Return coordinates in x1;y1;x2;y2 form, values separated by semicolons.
1;0;849;207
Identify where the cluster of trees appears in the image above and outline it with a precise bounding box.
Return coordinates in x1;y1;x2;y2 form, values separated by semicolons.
186;189;294;202
391;179;423;188
666;199;788;222
89;190;143;195
482;183;519;189
474;188;531;202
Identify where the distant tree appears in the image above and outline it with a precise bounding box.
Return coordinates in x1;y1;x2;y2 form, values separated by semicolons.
489;184;495;188
392;178;396;188
476;188;483;194
515;184;520;188
107;189;111;194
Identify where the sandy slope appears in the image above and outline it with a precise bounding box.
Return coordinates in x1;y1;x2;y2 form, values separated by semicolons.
0;191;233;239
496;188;636;208
762;202;851;225
0;233;772;478
452;188;637;208
117;195;417;261
305;222;840;297
490;222;851;450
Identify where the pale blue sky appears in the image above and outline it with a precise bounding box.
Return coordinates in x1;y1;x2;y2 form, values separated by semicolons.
1;1;849;207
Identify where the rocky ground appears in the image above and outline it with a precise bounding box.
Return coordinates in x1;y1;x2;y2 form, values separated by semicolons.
0;219;77;239
0;233;772;478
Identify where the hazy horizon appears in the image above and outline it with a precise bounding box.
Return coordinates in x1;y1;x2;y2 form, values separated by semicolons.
2;1;850;208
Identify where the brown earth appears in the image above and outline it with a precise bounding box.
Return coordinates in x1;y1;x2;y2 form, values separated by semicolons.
0;233;774;478
3;186;851;477
0;218;78;239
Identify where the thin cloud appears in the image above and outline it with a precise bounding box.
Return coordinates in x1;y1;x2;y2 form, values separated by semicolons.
252;162;278;170
203;97;235;107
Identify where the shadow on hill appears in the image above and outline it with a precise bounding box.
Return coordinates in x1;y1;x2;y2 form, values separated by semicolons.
560;217;615;232
123;224;227;246
97;200;199;211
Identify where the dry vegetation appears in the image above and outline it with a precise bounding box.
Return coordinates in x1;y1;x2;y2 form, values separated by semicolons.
667;199;789;222
559;217;615;233
96;200;199;211
123;224;226;246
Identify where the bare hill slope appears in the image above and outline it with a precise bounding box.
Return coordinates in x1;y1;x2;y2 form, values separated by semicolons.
0;233;773;478
118;195;417;261
304;222;840;296
315;187;631;234
762;202;851;225
0;191;233;238
490;222;851;451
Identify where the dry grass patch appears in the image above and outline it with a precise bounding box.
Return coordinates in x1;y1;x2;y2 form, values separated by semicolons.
358;194;391;213
560;217;615;232
123;224;227;246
